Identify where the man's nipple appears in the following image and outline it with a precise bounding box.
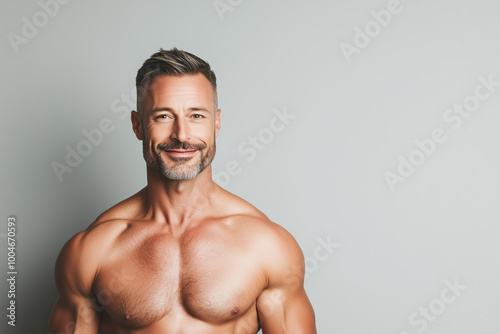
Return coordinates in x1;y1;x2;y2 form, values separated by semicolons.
231;307;240;316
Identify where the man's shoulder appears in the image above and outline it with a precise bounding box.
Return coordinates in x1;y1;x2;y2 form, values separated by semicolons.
62;189;145;262
225;210;304;289
216;189;274;230
61;218;129;265
218;189;301;260
54;217;130;295
55;216;132;293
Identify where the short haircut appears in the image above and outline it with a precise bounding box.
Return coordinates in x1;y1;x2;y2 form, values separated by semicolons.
135;47;218;114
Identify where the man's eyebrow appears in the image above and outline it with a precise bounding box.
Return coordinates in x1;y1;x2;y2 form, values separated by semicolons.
150;107;210;112
151;107;174;113
187;107;210;112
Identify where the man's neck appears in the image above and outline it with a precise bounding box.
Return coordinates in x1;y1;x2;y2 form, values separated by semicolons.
142;165;218;227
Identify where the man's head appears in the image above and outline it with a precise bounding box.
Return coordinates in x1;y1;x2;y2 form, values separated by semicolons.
132;48;221;181
136;48;218;115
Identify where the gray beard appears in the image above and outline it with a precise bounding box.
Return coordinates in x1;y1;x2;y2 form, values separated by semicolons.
143;140;216;180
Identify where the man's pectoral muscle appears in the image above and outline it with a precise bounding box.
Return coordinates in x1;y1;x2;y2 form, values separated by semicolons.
48;215;316;333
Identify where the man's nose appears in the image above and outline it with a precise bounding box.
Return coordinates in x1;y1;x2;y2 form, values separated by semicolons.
171;117;191;142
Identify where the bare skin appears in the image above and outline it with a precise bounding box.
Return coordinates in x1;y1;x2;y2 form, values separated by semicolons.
48;74;316;333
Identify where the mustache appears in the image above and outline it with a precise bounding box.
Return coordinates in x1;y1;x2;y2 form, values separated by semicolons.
157;142;206;151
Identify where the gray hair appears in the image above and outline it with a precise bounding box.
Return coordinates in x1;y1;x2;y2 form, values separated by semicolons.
136;47;218;114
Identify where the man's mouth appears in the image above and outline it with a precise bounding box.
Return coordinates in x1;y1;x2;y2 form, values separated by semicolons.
163;149;198;157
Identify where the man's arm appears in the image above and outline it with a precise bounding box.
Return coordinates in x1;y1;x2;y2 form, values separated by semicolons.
48;232;100;334
256;224;317;334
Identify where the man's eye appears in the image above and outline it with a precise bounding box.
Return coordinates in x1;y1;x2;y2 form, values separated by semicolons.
193;114;203;119
156;115;169;120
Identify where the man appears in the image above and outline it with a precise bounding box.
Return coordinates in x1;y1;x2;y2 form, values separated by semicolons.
48;48;316;333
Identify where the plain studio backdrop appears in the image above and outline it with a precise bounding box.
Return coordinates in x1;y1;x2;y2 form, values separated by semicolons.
1;0;500;333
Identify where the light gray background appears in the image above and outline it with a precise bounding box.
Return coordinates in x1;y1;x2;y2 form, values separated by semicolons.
1;0;499;333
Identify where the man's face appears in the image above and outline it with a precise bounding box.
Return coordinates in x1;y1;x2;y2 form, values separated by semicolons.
133;74;221;180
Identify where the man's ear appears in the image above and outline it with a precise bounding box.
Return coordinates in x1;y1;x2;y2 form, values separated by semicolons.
131;110;144;140
215;109;221;138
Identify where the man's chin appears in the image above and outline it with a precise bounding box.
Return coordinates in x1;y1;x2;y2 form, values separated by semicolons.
165;171;200;181
159;164;201;181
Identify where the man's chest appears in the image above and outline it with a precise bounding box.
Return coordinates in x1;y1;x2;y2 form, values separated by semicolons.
93;226;266;328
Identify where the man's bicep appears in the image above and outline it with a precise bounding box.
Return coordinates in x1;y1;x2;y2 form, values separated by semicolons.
257;286;316;334
48;232;100;333
48;295;100;334
256;223;316;333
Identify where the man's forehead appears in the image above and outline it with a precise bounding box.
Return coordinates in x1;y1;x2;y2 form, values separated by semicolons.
142;74;214;111
146;73;212;95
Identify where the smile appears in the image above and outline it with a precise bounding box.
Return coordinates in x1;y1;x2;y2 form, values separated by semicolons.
164;150;198;157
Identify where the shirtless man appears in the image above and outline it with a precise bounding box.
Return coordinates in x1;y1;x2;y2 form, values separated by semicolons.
48;48;316;333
